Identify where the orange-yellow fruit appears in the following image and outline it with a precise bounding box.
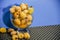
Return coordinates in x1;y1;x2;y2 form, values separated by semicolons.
10;5;17;14
24;32;30;39
16;6;21;10
18;32;24;39
15;6;21;12
28;7;34;14
19;24;27;29
20;12;26;19
13;18;21;26
13;12;19;18
27;21;32;26
20;3;28;10
0;28;6;33
8;28;14;32
10;7;15;14
27;15;32;21
23;10;28;14
11;31;17;35
18;9;21;12
21;19;26;24
12;35;18;40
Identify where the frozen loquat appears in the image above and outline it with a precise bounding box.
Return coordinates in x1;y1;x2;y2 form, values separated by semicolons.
12;35;18;40
27;21;32;26
20;12;26;19
0;28;6;33
23;10;28;14
10;7;15;14
27;15;32;21
8;28;14;32
11;31;17;35
28;6;34;14
13;12;19;18
20;3;28;10
21;19;26;24
18;32;24;39
24;32;30;39
13;18;21;26
15;6;21;12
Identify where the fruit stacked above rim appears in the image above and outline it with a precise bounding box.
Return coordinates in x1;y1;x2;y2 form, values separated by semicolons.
10;3;34;29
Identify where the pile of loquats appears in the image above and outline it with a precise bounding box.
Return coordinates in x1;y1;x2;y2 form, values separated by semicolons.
10;3;34;29
0;28;30;40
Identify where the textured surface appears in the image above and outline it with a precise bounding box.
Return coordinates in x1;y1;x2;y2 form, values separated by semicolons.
29;25;60;40
0;25;60;40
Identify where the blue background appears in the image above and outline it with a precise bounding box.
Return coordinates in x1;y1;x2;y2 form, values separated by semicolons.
0;0;60;28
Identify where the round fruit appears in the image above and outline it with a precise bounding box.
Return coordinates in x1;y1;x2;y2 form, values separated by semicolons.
0;28;6;33
15;6;21;12
12;35;18;40
28;6;34;14
18;32;24;39
20;3;28;10
23;10;28;14
27;15;32;21
10;7;15;14
27;21;32;26
20;12;26;19
11;31;17;35
13;18;21;26
13;12;19;18
21;19;26;24
24;32;30;39
8;28;14;32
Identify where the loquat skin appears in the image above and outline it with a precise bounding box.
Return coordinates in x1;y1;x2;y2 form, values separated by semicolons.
21;19;26;24
0;28;6;33
20;3;28;10
17;32;24;39
24;32;30;39
13;18;21;26
10;7;15;14
27;15;32;21
28;6;34;14
20;12;26;19
23;9;28;14
8;28;14;32
27;21;32;26
15;6;21;12
12;35;18;40
13;12;19;18
11;31;17;35
17;9;21;13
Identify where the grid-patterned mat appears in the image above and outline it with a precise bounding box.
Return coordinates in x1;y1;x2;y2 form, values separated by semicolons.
0;25;60;40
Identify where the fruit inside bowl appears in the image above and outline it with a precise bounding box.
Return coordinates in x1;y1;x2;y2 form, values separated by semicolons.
10;3;34;29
